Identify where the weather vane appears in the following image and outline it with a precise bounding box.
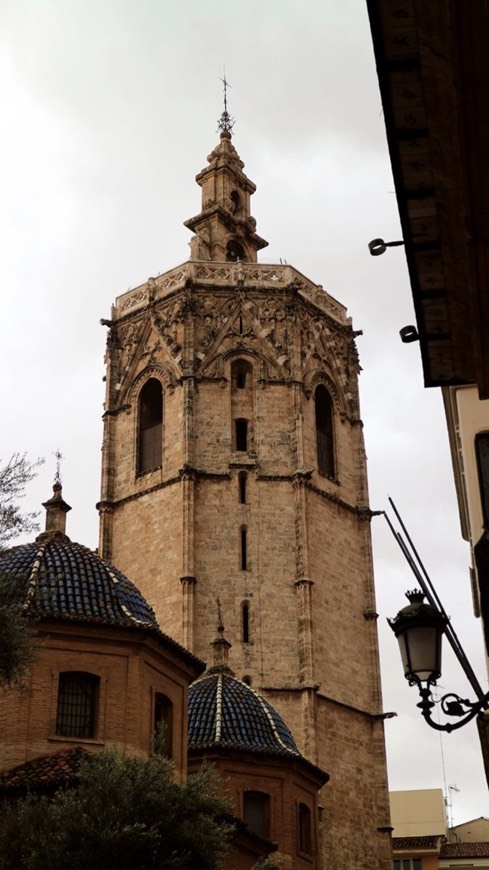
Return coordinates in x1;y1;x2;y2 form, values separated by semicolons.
217;69;235;134
53;450;64;486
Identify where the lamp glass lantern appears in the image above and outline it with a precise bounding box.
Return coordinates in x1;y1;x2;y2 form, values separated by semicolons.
388;590;447;685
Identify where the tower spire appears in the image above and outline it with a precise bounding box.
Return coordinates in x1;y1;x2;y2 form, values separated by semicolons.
208;598;233;675
217;71;235;135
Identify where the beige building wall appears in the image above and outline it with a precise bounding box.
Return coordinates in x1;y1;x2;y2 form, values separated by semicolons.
444;385;489;553
390;788;447;838
450;817;489;842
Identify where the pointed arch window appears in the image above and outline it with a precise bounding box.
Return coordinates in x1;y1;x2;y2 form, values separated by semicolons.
138;378;163;474
315;384;335;479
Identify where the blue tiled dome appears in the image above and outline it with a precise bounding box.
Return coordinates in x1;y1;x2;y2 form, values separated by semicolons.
0;533;158;631
188;671;300;757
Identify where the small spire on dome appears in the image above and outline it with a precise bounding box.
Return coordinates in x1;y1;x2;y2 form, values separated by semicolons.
217;71;235;136
40;451;71;538
208;597;234;675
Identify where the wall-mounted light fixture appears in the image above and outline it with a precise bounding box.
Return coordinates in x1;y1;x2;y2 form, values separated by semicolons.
368;238;405;256
385;499;489;733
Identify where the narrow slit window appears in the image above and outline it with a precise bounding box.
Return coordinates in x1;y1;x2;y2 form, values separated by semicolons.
238;472;247;504
154;692;173;758
138;378;163;474
241;527;247;570
56;672;99;739
315;385;335;478
242;601;250;642
236;419;248;452
298;803;312;855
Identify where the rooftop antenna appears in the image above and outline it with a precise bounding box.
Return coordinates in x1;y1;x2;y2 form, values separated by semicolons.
53;450;63;486
217;69;235;134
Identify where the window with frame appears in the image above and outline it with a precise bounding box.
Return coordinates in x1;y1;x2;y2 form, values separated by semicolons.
393;860;422;870
138;378;163;474
243;791;270;839
154;692;173;758
315;384;335;478
56;672;99;739
298;802;312;855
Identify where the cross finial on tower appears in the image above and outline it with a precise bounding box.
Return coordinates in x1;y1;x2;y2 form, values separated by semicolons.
53;450;63;486
217;70;235;134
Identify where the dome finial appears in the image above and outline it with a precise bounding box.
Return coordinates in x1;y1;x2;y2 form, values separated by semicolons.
53;449;63;487
208;597;234;675
40;450;71;537
217;69;234;136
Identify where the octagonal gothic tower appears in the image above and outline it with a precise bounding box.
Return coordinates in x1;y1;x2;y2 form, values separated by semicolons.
98;129;392;869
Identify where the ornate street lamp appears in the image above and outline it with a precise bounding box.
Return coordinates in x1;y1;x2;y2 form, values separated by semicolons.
385;501;489;733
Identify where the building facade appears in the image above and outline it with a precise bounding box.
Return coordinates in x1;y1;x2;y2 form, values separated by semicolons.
98;127;392;868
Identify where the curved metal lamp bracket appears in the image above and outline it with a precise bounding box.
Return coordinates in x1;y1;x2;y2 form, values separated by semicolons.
415;679;489;733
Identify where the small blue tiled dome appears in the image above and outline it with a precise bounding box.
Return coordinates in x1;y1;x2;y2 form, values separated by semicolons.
0;533;158;632
188;670;300;758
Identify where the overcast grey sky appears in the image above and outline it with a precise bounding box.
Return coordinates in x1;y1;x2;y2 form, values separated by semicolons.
2;0;488;825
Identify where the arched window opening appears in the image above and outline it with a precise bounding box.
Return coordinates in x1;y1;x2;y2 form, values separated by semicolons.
240;526;248;571
315;384;335;478
226;239;246;262
242;674;252;686
56;672;99;739
238;472;247;504
154;692;173;758
138;378;163;474
242;601;250;642
298;803;313;855
244;791;270;839
235;419;248;452
232;359;252;389
230;190;241;214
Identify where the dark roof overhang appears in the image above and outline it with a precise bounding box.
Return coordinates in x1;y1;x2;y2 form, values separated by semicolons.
366;0;489;397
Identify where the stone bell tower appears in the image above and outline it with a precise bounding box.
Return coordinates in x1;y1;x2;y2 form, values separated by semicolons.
98;112;392;868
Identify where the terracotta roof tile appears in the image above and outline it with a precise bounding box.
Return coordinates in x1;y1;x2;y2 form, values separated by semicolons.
393;836;441;850
189;671;299;756
0;748;86;794
441;842;489;858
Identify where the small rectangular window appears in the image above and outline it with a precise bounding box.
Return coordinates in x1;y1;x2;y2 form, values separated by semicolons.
236;419;248;452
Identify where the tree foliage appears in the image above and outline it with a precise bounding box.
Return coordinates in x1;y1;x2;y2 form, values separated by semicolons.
0;453;43;687
0;453;43;550
0;748;234;870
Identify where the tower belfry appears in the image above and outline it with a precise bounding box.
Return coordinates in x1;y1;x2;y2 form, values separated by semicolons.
98;123;391;869
184;128;268;263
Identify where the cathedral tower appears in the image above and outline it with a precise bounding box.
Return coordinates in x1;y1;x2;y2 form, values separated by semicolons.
98;125;392;869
